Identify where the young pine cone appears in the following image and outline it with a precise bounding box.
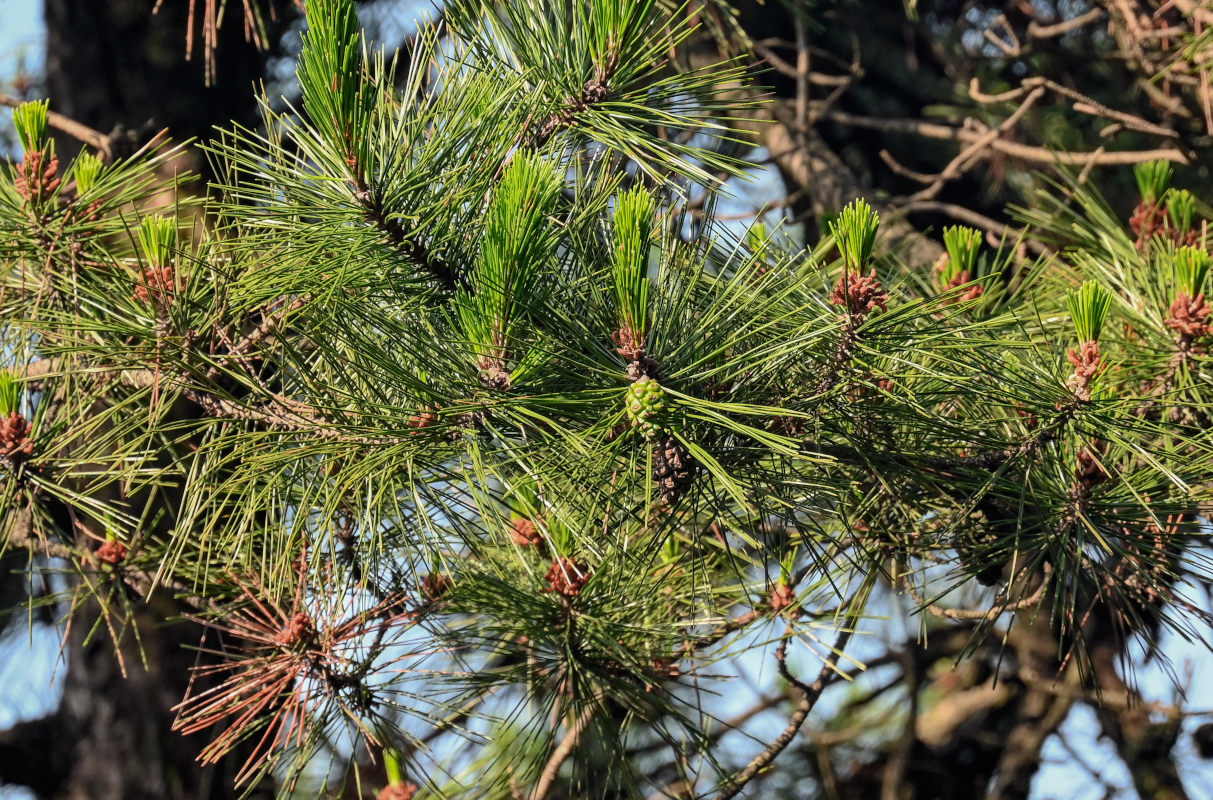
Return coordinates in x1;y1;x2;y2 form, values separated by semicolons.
652;435;697;504
626;377;666;440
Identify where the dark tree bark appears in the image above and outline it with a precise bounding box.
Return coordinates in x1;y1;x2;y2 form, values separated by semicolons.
0;4;290;798
43;0;283;169
0;592;275;800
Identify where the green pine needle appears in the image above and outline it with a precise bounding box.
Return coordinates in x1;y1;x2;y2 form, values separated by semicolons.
137;216;178;268
383;748;405;786
12;100;49;155
297;0;375;160
1175;246;1210;297
829;199;879;272
73;152;105;195
456;152;564;366
1165;189;1195;233
1133;160;1172;205
942;225;983;283
612;187;657;337
0;372;21;417
1067;280;1113;342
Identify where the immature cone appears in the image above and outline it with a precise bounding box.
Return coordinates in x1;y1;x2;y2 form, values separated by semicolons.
626;377;666;440
652;435;697;504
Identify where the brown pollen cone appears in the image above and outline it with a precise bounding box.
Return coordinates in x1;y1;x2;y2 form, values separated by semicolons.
274;612;316;648
0;411;35;463
95;539;129;565
544;556;591;597
509;517;544;547
769;582;797;615
830;269;888;321
133;266;184;305
1167;292;1212;340
14;151;61;204
1066;340;1103;402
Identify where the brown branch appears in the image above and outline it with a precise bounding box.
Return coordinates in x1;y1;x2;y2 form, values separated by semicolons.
818;109;1190;165
1027;7;1107;39
5;501;212;610
896;200;1050;256
904;564;1051;622
711;625;856;800
529;703;596;800
204;294;311;381
356;189;459;291
907;86;1047;202
970;77;1179;139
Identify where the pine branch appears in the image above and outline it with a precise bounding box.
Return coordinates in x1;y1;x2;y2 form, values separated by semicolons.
711;625;856;800
528;704;596;800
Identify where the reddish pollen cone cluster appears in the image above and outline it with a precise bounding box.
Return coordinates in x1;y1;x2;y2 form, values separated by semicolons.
1066;341;1104;402
613;325;645;362
934;255;984;303
509;517;544;547
95;540;129;565
14;151;61;204
946;273;984;301
830;269;888;320
274;612;316;647
134;266;184;305
769;582;797;615
1128;202;1199;249
377;783;418;800
0;411;35;463
420;573;449;600
544;557;591;597
408;409;438;432
1167;292;1212;340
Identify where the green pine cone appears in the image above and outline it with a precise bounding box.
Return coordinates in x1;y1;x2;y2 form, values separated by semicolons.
625;377;666;439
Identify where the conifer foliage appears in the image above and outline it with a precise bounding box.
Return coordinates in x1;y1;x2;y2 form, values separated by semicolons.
2;1;1213;798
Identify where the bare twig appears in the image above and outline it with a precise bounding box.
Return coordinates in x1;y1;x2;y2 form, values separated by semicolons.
711;625;856;800
896;200;1050;256
907;86;1046;202
529;703;596;800
818;108;1190;165
904;564;1052;622
1027;7;1107;39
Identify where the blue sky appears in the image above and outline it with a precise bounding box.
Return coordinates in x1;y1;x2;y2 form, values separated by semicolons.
0;0;43;86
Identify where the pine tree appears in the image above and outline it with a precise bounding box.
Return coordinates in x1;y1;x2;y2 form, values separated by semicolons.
2;2;1212;799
